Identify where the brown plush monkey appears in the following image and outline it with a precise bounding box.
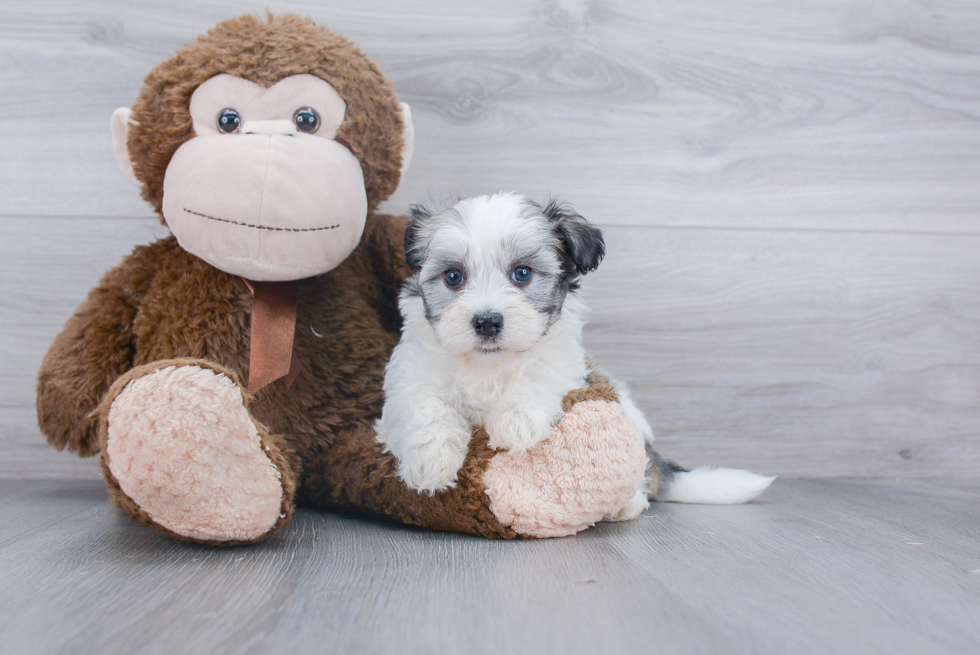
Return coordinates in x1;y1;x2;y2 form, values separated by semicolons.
36;14;647;545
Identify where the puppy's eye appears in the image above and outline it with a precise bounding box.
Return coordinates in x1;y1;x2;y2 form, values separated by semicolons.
511;266;532;284
293;107;320;133
216;109;242;134
444;268;464;288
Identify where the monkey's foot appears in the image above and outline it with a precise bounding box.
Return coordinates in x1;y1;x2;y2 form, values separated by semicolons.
99;360;293;545
482;388;647;538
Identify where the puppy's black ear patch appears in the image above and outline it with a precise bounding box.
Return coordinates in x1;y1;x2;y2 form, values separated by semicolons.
543;199;606;276
404;203;433;270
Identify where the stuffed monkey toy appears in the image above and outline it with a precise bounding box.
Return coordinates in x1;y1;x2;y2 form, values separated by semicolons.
36;14;648;545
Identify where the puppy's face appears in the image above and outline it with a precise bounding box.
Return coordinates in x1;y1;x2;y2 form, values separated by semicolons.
403;193;605;356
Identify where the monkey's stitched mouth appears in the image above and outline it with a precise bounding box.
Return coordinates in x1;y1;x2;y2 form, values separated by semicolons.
183;208;340;233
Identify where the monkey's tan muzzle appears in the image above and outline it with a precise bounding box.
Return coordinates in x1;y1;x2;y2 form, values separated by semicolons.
161;132;368;281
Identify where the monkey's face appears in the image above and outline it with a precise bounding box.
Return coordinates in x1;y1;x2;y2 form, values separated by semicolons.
113;71;413;282
111;15;415;281
159;74;367;281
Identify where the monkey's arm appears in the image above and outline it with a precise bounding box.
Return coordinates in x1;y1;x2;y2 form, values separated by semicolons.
37;248;155;457
305;384;645;539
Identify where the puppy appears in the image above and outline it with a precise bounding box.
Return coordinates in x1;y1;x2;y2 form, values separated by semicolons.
376;193;774;516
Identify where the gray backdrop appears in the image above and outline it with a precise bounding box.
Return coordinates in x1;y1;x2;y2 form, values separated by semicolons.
2;0;978;481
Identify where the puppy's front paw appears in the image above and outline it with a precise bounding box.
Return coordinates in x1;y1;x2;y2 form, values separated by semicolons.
398;436;468;495
485;405;556;453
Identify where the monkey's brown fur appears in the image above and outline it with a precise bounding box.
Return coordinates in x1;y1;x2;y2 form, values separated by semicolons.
36;14;640;544
37;212;423;543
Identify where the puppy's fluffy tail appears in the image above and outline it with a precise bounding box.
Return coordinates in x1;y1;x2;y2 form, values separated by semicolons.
649;450;775;505
608;375;775;504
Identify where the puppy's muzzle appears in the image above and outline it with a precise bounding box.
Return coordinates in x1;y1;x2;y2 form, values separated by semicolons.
473;312;503;337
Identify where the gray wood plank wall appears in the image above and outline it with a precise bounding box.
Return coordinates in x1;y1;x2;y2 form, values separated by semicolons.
2;0;978;480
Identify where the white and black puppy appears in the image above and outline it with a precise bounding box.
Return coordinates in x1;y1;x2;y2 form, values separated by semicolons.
376;193;773;515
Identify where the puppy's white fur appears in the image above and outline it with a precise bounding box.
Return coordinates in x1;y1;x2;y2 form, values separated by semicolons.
376;193;594;493
376;192;774;511
379;290;591;492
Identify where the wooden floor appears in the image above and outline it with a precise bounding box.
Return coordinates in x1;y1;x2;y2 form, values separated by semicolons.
1;477;978;655
2;1;980;653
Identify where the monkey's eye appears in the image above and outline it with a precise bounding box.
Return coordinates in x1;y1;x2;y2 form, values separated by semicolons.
216;109;242;134
511;266;532;284
444;268;464;288
293;107;320;133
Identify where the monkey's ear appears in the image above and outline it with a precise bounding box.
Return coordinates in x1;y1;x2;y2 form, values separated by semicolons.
398;103;415;187
543;200;606;276
404;202;432;270
110;107;140;187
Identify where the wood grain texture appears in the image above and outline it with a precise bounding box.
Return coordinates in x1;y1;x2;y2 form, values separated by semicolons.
1;1;980;230
587;226;980;478
2;0;980;479
0;478;978;654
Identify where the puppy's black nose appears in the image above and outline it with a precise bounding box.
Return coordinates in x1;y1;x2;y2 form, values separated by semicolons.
473;312;503;337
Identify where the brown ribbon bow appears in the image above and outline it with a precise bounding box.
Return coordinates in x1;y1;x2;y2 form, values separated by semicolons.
243;279;301;395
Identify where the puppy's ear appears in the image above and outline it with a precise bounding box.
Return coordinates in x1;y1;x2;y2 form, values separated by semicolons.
405;203;433;270
543;200;606;276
